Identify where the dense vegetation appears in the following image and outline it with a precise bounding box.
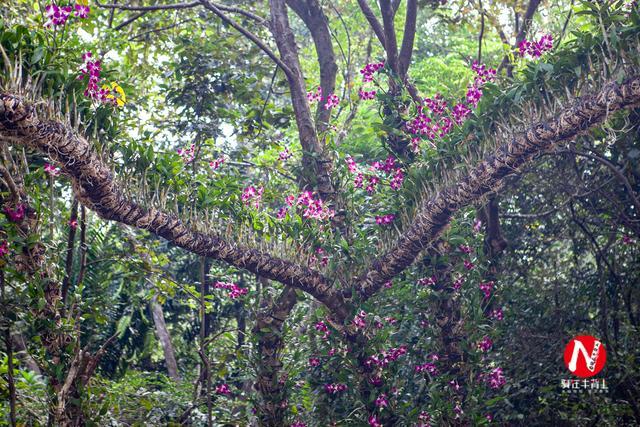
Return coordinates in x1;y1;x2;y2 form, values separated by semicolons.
0;0;639;425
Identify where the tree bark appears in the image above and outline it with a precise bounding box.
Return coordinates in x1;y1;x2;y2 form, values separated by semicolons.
253;285;297;427
269;0;336;201
0;92;351;321
356;75;640;301
150;295;180;381
286;0;337;134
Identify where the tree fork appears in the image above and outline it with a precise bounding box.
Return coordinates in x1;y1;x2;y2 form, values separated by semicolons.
357;75;640;300
0;92;350;321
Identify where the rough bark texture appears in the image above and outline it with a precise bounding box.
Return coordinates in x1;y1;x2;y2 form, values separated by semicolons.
357;75;640;299
253;286;297;427
151;295;180;381
286;0;337;133
0;92;350;320
269;0;335;201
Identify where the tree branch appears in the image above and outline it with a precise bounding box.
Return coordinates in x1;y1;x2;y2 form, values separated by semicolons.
556;148;640;214
0;93;350;321
379;0;399;74
286;0;338;133
357;0;386;48
398;0;417;77
268;0;336;201
498;0;542;75
96;1;200;11
199;0;295;81
113;11;148;31
356;75;640;299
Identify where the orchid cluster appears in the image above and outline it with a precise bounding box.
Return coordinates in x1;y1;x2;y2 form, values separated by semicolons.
368;414;383;427
214;281;248;299
518;34;553;59
489;307;504;321
452;276;464;291
365;345;408;369
418;276;437;287
359;89;377;100
276;191;335;222
415;355;439;375
215;383;232;395
353;310;367;329
306;86;340;110
406;97;452;141
44;163;60;176
360;61;385;82
458;244;472;254
345;154;405;198
44;2;90;28
406;61;496;151
479;281;494;299
3;204;26;223
485;367;506;389
466;61;496;108
374;316;397;328
278;147;292;161
477;335;493;352
309;247;329;268
375;393;389;408
358;61;384;102
375;214;395;226
0;241;9;257
324;383;348;394
417;411;432;427
78;52;126;107
242;185;264;209
454;403;464;419
325;93;340;110
306;86;322;103
176;144;196;163
209;156;226;170
315;320;331;339
309;357;321;367
291;421;307;427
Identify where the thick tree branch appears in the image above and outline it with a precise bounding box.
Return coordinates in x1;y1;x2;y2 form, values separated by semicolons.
357;0;386;47
0;93;350;320
253;285;298;426
398;0;417;77
286;0;338;133
379;0;399;74
356;75;640;299
268;0;336;201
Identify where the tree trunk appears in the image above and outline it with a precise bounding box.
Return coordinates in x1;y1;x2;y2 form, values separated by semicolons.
254;285;297;427
150;296;180;381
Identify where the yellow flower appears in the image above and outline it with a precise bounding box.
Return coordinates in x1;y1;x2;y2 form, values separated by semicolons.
102;82;127;107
